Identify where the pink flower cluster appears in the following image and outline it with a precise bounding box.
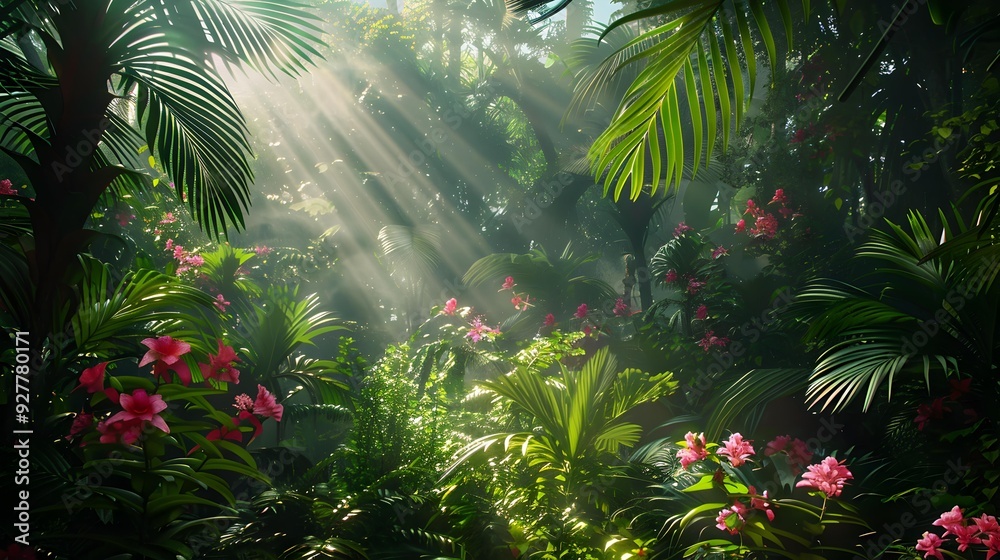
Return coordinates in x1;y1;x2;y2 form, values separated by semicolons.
0;178;16;196
677;432;709;468
735;189;798;240
717;433;755;467
613;297;631;317
500;276;533;311
673;222;694;238
795;456;853;498
915;507;1000;560
715;485;775;535
764;435;814;474
164;240;204;274
69;337;282;448
697;330;730;352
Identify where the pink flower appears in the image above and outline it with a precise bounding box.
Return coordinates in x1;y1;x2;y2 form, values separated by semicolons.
253;245;271;255
253;385;283;421
164;238;174;251
711;246;729;259
796;456;853;498
915;398;950;431
501;276;515;291
915;531;945;560
985;533;1000;560
932;506;964;537
77;362;108;393
952;524;982;551
745;199;761;217
66;412;94;441
97;418;143;445
697;331;730;352
735;219;746;233
184;254;204;267
717;433;755;467
139;336;191;367
748;486;775;522
214;293;230;312
779;206;794;219
543;313;556;326
676;431;709;469
613;298;629;317
694;304;708;320
973;513;1000;535
664;270;678;283
770;189;788;205
233;393;254;412
107;389;169;434
750;213;779;239
673;222;694;237
441;298;458;315
467;317;497;342
173;245;186;260
716;501;747;534
0;179;15;196
159;212;177;224
764;435;813;473
575;303;588;319
949;378;972;401
687;278;706;295
116;211;135;226
199;340;241;384
511;294;532;311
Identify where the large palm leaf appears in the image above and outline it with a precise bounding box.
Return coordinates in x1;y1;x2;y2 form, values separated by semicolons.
796;210;1000;412
0;0;323;235
559;0;808;200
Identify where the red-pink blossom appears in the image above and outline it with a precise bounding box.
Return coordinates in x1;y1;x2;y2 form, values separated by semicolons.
932;506;965;537
160;212;177;224
140;336;190;367
467;317;497;342
748;486;775;522
735;219;746;233
796;456;853;498
501;276;515;291
949;378;972;401
0;179;16;196
770;189;788;205
233;393;254;412
165;238;174;251
716;501;748;534
687;278;706;295
694;304;708;320
214;293;230;312
441;298;458;315
184;254;205;267
66;412;94;441
973;513;1000;535
915;398;950;431
750;213;779;239
664;270;678;283
676;431;708;469
764;435;813;473
745;199;762;218
107;389;169;434
77;362;108;393
253;245;271;255
575;303;588;319
543;313;556;326
253;385;283;421
952;524;982;551
97;417;143;445
697;331;729;352
915;531;945;560
673;222;694;237
613;298;630;317
199;340;241;384
116;211;135;226
172;245;186;260
711;246;729;259
717;433;755;467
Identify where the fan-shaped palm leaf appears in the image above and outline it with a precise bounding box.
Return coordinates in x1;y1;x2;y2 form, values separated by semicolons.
797;211;1000;412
